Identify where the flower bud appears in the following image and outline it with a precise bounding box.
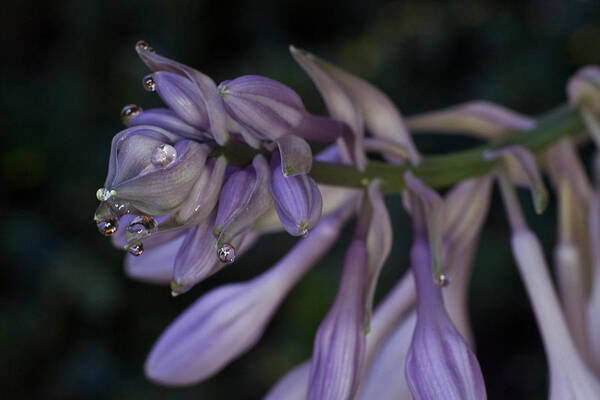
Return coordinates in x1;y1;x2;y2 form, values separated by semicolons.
100;126;210;216
218;75;306;141
214;154;272;246
308;239;368;400
136;41;228;145
126;107;209;140
405;239;486;400
269;152;322;236
151;71;210;130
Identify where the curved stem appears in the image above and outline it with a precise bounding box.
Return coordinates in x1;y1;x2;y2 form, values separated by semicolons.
310;105;584;193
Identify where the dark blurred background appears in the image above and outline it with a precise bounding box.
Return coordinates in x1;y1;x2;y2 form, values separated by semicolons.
2;0;599;398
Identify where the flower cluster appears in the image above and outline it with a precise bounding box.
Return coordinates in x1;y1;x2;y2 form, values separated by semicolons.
94;42;600;399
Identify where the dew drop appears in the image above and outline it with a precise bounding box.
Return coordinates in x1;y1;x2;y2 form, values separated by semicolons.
143;74;156;92
217;243;236;264
97;217;118;236
127;215;157;236
120;104;142;124
128;242;144;256
437;273;450;287
136;40;155;53
151;144;177;167
96;187;112;201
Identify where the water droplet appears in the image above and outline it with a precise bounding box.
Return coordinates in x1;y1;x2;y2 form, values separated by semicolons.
97;217;118;236
128;242;144;256
136;40;155;53
120;104;142;124
143;74;156;92
217;243;236;264
171;291;180;297
151;144;177;167
96;187;112;201
300;228;309;237
437;273;450;287
127;215;157;236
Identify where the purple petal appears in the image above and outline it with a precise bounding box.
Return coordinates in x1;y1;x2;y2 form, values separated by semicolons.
290;46;367;171
308;239;367;400
291;47;419;164
175;156;227;224
136;42;229;145
405;238;486;400
214;154;272;246
153;72;210;129
113;140;211;215
145;207;352;386
406;101;535;140
172;213;220;294
125;234;185;284
219;75;305;141
127;108;209;140
270;152;322;236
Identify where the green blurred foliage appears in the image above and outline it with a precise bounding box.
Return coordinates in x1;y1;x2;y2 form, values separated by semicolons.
1;0;599;398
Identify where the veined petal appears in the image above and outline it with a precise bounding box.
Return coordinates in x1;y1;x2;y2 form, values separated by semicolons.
171;212;220;295
113;140;210;216
308;239;368;400
153;72;210;129
291;47;419;165
145;206;352;386
136;41;229;145
214;154;272;246
406;101;535;140
175;155;227;224
219;75;305;141
126;108;209;140
290;46;367;170
269;152;322;236
405;238;486;400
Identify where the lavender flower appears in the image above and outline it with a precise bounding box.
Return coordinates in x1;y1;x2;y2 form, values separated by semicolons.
497;168;600;399
404;174;487;400
145;206;353;386
214;154;272;249
269;152;322;236
307;238;367;400
290;46;420;168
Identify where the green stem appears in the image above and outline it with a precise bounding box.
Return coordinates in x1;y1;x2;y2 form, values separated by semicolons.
310;105;584;193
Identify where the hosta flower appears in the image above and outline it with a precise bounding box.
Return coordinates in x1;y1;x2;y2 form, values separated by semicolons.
497;168;600;399
91;41;600;400
269;152;322;236
144;205;353;385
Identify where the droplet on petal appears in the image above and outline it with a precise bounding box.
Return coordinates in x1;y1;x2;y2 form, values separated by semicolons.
97;217;118;236
128;242;144;256
143;74;157;92
437;273;450;287
136;40;155;53
217;243;236;264
120;104;143;124
151;144;177;167
96;187;115;201
127;215;158;236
